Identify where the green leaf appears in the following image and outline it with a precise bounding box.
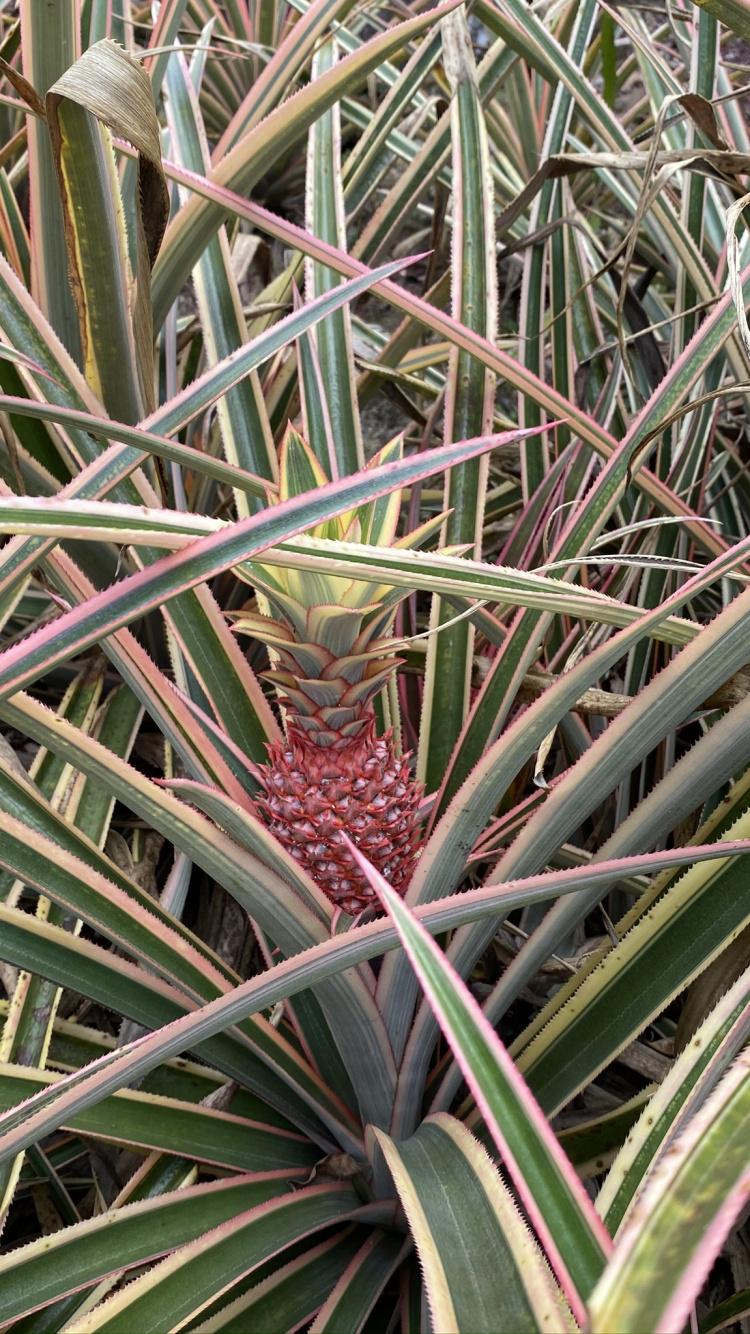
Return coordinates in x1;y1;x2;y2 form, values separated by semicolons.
3;831;750;1171
0;507;703;644
309;1228;408;1333
363;862;611;1315
420;7;496;794
0;1174;292;1325
0;428;537;703
0;900;346;1147
214;0;360;156
46;40;169;419
597;964;750;1235
151;0;463;328
192;1228;366;1333
0;1063;318;1172
375;1116;573;1333
554;1089;653;1180
63;1184;363;1332
0;694;397;1138
19;0;81;359
690;0;750;39
587;1044;750;1334
305;38;363;478
423;559;750;1122
163;48;276;504
600;11;617;107
513;769;750;1116
699;1288;750;1334
342;28;443;211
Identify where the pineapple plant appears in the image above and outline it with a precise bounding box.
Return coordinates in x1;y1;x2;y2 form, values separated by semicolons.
233;427;440;915
7;5;750;1329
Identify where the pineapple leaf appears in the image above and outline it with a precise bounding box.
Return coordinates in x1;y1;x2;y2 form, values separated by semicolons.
306;605;369;657
354;435;405;546
280;425;331;502
280;424;340;541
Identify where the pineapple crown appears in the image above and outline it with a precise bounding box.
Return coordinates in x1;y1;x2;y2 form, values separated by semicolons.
232;427;449;749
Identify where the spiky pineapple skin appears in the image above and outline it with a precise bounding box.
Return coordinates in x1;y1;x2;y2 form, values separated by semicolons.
255;724;422;915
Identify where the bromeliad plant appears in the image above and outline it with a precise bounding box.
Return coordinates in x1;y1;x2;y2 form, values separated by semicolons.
5;0;750;1330
234;429;430;915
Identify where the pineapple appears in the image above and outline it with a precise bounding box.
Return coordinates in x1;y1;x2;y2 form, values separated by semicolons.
233;428;437;916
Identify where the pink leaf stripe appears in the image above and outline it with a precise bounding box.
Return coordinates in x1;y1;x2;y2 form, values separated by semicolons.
52;547;260;804
343;837;612;1322
415;839;750;924
592;1045;750;1334
211;0;362;160
60;1183;366;1328
0;1173;296;1321
0;395;277;497
142;252;429;440
0;428;551;701
141;148;744;563
0;253;423;610
2;834;750;1171
417;523;750;854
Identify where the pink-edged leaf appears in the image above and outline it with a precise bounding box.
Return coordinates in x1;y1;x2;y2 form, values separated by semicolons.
370;1114;574;1334
0;1172;294;1325
295;285;339;482
0;896;359;1149
341;839;611;1319
140;0;190;96
145;254;425;439
408;524;750;908
0;1063;316;1173
4;800;747;1179
61;1183;368;1331
2;827;750;1176
129;551;283;756
0;687;400;1136
50;546;263;801
0;343;63;386
588;1044;750;1334
598;961;750;1236
0;426;549;702
151;0;464;327
0;394;276;498
213;0;363;158
183;1226;365;1334
0;253;423;609
0;250;416;609
0;806;237;1000
163;778;333;921
308;1228;408;1333
159;686;264;792
147;154;736;563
